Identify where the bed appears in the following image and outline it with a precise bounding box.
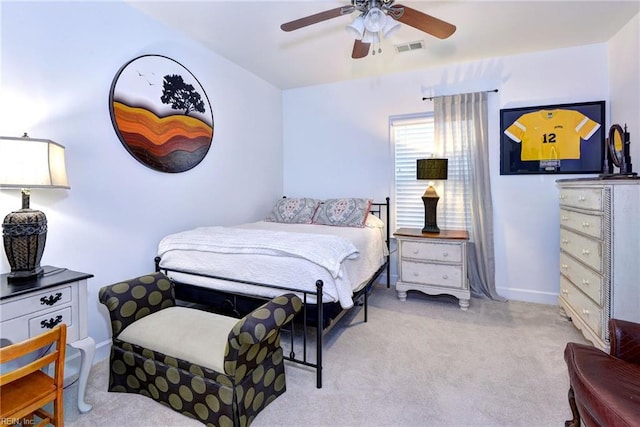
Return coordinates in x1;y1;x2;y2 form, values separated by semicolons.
154;197;390;388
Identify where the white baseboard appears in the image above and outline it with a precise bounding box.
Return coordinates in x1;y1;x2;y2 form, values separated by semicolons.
385;274;558;306
496;286;559;305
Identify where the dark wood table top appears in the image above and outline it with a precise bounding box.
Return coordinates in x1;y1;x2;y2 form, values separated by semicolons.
393;228;469;240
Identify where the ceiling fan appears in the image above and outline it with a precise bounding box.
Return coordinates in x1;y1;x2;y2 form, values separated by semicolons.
280;0;456;59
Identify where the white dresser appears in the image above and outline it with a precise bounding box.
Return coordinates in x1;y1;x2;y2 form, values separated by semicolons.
394;228;470;310
0;266;95;413
557;178;640;350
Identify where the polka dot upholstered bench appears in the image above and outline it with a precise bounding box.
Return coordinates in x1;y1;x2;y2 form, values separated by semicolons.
98;272;302;427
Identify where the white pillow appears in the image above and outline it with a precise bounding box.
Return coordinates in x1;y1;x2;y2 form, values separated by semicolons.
365;213;384;228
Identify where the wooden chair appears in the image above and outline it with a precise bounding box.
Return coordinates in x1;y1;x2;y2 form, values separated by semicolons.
0;324;67;427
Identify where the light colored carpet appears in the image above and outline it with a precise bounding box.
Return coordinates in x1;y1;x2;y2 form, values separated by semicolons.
63;285;587;426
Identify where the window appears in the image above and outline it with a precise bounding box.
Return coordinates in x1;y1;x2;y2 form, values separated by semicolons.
391;113;470;232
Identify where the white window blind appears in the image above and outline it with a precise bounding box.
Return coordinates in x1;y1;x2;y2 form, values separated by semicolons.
391;113;470;232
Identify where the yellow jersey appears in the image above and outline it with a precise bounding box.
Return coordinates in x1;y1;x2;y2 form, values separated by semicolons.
504;109;600;161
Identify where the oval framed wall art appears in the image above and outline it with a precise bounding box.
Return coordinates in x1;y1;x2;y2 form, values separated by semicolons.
109;54;214;173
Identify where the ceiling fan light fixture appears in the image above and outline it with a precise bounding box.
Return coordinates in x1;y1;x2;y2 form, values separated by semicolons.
361;30;380;44
346;15;366;39
382;18;401;37
363;7;387;32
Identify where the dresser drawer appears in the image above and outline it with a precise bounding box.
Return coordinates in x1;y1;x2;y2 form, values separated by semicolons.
560;228;603;273
0;285;72;322
559;187;604;211
560;252;603;305
29;306;72;338
400;260;464;289
560;276;603;337
401;240;462;263
559;208;603;239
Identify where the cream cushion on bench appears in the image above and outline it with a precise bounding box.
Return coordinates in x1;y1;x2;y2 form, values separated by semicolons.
117;306;239;373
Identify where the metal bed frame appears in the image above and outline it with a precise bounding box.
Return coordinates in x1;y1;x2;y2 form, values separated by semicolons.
154;197;390;388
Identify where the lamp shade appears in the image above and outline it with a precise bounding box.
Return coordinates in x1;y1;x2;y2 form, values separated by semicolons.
0;136;70;189
346;15;365;39
364;7;387;32
382;18;401;38
417;158;448;180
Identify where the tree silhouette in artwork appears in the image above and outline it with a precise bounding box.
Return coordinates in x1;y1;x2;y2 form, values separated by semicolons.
160;74;206;116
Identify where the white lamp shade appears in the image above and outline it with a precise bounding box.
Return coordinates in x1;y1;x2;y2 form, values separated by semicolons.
362;30;380;44
364;7;387;32
346;15;365;39
0;136;70;189
382;18;401;37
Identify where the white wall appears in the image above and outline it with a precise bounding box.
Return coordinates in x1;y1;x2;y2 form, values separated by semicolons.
0;1;283;362
609;14;640;165
283;43;616;304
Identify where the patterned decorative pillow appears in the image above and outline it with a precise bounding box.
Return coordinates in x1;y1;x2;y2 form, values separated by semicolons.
313;198;372;228
266;198;321;224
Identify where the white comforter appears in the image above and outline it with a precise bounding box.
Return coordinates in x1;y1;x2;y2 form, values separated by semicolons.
157;221;387;308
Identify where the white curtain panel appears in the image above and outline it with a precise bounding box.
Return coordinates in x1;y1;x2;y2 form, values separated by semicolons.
434;92;504;300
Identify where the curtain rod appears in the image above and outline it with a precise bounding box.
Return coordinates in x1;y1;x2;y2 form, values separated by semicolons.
422;88;499;101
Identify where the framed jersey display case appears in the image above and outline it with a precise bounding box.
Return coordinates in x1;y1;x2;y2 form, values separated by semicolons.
500;101;605;175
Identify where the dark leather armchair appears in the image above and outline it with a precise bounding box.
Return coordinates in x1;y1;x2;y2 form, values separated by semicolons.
564;318;640;427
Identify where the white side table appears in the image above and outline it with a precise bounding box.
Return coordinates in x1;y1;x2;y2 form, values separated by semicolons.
1;266;95;413
394;228;470;310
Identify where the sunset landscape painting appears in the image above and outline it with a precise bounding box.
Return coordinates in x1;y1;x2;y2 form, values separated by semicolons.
109;55;214;173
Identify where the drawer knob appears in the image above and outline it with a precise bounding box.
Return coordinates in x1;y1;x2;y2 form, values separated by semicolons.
578;196;586;202
581;279;590;285
413;272;419;277
582;309;590;316
562;289;569;295
442;252;449;257
561;239;569;245
561;264;568;270
41;315;63;329
412;249;419;255
582;222;590;228
40;292;62;306
582;249;590;256
561;215;568;221
442;275;448;280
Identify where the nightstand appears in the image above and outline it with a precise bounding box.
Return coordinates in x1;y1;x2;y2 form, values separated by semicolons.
394;228;470;310
1;266;95;413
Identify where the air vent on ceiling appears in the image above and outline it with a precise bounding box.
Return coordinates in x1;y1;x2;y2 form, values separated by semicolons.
394;40;424;54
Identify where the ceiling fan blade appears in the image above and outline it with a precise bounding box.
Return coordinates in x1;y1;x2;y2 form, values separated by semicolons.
352;39;370;59
393;5;456;39
281;6;354;32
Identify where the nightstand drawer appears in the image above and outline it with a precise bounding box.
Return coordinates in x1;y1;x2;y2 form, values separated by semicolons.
0;285;72;322
29;306;72;338
559;187;604;211
560;228;603;273
401;260;463;289
560;251;603;305
560;208;603;239
401;240;462;263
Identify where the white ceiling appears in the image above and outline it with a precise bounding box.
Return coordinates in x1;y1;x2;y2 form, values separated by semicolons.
129;1;640;90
